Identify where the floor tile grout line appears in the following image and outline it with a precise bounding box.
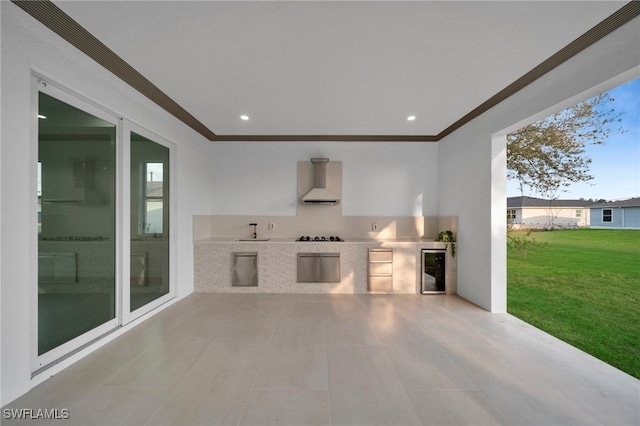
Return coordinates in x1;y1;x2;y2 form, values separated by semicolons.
327;297;405;421
51;315;192;422
380;297;511;426
133;304;246;425
235;306;283;426
437;341;566;426
95;385;174;390
323;314;333;426
140;310;238;426
249;386;331;391
372;297;429;426
142;387;174;426
7;294;638;425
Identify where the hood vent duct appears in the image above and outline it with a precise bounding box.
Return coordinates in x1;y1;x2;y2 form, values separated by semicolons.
301;158;340;205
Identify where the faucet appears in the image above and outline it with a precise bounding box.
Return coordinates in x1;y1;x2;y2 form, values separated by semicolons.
250;223;257;239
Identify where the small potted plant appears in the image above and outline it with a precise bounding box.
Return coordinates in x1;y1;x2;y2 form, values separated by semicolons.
435;230;456;257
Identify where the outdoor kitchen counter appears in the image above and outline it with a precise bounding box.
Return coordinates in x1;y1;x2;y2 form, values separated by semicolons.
195;237;443;244
194;239;455;294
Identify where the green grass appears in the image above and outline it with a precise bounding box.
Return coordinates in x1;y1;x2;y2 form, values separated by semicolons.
507;229;640;379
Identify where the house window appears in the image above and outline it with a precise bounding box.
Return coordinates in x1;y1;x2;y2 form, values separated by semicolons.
602;209;612;222
143;162;164;234
507;210;516;221
576;209;582;218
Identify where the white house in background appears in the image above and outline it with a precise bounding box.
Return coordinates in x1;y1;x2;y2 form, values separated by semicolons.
590;197;640;229
507;196;597;229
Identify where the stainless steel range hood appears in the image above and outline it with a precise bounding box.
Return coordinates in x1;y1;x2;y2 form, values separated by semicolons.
301;158;340;205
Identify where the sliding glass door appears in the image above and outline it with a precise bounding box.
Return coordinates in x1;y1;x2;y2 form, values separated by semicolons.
33;76;174;369
36;80;119;367
128;130;171;315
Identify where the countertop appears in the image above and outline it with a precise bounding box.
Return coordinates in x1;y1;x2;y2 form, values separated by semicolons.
195;237;443;245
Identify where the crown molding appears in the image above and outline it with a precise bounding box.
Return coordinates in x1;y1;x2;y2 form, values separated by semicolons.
12;0;639;143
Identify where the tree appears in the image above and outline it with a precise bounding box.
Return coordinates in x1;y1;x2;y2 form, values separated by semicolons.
507;93;625;199
507;230;545;260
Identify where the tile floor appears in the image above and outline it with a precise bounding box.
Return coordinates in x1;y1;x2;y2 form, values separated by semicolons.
3;293;639;425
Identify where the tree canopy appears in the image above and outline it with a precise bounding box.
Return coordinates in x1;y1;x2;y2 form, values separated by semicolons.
507;93;625;198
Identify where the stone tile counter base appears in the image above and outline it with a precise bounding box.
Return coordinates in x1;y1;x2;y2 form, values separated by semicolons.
194;240;456;294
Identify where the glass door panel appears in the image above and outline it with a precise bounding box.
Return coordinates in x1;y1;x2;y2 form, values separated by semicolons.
37;91;117;356
130;132;170;312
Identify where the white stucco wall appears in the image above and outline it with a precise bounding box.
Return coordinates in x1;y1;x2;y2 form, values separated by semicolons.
210;141;438;217
519;207;590;228
439;17;640;312
0;3;212;405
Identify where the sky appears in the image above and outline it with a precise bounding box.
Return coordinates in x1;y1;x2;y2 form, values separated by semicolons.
146;163;164;182
507;77;640;201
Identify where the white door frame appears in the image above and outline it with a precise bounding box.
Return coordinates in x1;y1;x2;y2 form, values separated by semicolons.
121;121;176;325
31;74;122;371
30;73;177;372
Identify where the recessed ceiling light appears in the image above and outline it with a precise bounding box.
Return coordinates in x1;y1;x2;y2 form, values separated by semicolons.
38;114;47;119
240;115;249;121
407;115;416;121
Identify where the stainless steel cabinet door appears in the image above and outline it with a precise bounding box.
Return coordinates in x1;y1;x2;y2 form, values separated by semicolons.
319;254;340;282
297;254;319;282
297;253;340;282
233;253;258;286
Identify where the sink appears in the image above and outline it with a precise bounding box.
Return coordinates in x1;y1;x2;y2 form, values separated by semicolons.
236;239;270;242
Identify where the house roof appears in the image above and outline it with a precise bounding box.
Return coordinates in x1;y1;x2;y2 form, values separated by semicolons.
591;197;640;208
507;196;598;209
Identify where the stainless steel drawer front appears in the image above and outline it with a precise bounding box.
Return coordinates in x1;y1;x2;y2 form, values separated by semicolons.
369;250;392;262
369;276;393;292
369;262;393;275
368;248;393;292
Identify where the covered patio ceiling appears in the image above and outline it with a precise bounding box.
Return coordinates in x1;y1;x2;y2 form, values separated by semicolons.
16;1;636;140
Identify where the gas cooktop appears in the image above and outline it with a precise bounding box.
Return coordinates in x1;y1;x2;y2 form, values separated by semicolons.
296;236;343;242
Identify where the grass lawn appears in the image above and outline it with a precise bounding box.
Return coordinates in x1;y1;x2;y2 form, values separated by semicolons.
507;229;640;379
